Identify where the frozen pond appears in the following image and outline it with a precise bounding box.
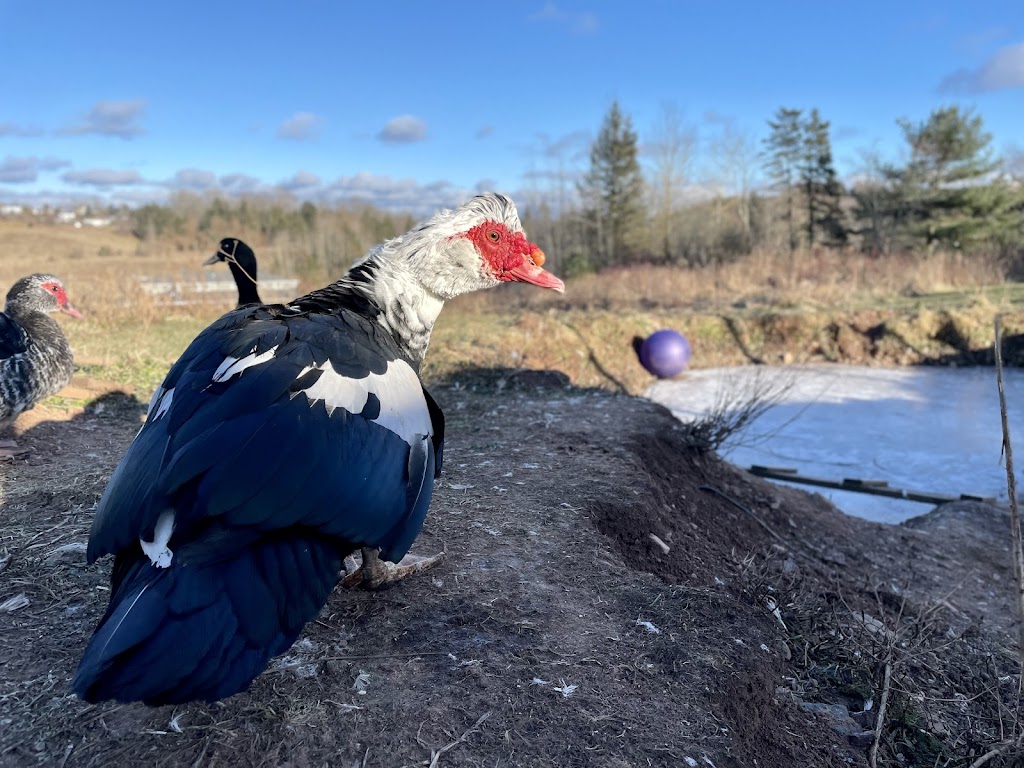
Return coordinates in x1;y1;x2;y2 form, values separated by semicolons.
644;364;1022;524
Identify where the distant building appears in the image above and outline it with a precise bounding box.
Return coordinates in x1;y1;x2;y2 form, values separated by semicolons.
82;217;113;227
0;204;23;216
55;211;77;224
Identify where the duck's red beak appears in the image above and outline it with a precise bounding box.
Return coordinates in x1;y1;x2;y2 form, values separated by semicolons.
506;247;565;292
61;303;82;319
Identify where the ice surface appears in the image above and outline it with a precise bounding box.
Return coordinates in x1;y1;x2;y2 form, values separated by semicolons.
644;364;1023;524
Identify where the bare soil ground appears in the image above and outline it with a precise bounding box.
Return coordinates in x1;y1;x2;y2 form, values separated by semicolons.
1;370;1021;767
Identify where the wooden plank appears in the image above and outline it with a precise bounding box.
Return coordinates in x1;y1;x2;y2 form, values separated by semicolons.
750;465;798;475
748;465;995;506
842;478;890;488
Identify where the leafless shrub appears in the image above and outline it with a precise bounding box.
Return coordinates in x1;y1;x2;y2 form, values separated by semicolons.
678;368;796;452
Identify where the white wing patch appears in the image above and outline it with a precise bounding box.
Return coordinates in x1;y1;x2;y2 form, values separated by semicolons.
147;387;174;421
146;386;164;418
212;345;279;383
140;510;175;569
296;358;431;445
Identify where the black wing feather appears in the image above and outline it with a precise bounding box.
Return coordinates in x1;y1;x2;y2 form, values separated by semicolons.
0;313;27;360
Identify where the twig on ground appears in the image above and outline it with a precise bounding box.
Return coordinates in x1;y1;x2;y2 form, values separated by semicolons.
319;651;448;662
968;728;1024;768
427;711;491;768
869;656;892;768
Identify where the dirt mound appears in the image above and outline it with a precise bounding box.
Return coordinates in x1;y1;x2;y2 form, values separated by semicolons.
0;372;1020;767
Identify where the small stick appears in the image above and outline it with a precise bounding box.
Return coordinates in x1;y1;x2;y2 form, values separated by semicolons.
868;656;892;768
968;728;1024;768
994;314;1024;676
319;651;448;662
427;711;491;768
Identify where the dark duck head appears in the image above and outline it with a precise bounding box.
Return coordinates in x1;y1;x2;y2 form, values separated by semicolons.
0;274;81;430
204;238;262;306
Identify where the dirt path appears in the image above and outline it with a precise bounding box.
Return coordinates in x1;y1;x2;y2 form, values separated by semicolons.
0;372;1020;767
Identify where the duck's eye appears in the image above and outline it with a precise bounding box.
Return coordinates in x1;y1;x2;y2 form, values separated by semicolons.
488;231;500;243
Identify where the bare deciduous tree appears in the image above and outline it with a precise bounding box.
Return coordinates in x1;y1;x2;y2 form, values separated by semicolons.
710;123;759;242
645;103;697;262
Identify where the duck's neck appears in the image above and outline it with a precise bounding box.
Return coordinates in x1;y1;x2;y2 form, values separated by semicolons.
229;262;261;305
298;253;445;369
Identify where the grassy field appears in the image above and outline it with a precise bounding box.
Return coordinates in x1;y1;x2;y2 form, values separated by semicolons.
3;219;1023;402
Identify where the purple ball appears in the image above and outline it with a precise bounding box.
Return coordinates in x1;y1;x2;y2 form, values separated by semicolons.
639;329;692;378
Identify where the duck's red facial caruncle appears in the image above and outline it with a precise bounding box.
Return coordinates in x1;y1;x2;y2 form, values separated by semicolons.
465;221;564;292
41;280;82;318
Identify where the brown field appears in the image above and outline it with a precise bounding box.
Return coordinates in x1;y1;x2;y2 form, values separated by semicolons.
3;220;1023;402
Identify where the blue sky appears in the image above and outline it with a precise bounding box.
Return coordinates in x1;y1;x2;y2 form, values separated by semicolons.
1;0;1022;212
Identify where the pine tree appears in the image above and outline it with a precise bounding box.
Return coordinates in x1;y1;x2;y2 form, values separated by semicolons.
763;107;803;252
579;101;646;269
889;106;1016;252
801;109;847;247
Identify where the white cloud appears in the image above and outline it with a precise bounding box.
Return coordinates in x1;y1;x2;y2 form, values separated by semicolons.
168;168;219;191
278;170;322;192
0;162;487;216
0;188;114;208
517;130;591;169
219;173;269;195
277;112;324;141
62;168;145;186
940;41;1024;93
320;172;470;213
377;115;428;144
0;122;44;138
529;2;563;21
107;187;171;206
542;130;590;160
59;100;147;139
528;3;599;35
0;156;71;183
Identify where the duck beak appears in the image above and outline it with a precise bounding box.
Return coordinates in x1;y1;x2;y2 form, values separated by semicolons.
505;261;565;292
202;254;221;266
61;303;83;319
503;246;564;292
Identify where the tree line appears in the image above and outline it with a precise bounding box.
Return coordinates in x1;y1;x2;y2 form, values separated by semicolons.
522;101;1024;276
59;100;1022;282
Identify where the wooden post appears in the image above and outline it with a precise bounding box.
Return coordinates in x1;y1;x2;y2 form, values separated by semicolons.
994;314;1024;676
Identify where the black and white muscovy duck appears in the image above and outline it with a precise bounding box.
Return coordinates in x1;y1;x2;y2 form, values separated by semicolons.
204;237;262;306
0;274;81;454
73;193;564;705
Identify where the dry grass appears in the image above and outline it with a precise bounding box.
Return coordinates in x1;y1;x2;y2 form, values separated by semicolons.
4;222;1024;399
3;220;1010;321
0;221;212;323
459;247;1009;314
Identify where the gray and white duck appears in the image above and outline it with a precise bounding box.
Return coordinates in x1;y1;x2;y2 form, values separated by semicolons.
0;274;81;454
